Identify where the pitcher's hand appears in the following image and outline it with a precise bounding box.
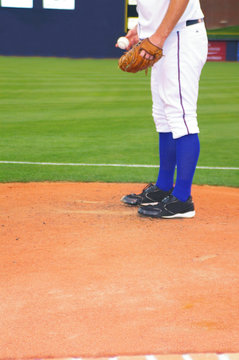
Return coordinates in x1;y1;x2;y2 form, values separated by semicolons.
115;26;139;50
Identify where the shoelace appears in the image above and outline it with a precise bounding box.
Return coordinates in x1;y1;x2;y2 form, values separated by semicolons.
162;195;173;204
142;183;154;194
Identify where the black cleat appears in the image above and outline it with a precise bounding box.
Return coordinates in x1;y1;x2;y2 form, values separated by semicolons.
121;183;173;206
138;194;195;218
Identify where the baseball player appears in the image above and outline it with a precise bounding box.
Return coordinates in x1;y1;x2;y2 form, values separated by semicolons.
119;0;208;218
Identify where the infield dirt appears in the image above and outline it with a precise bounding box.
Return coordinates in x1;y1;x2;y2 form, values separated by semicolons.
0;182;239;359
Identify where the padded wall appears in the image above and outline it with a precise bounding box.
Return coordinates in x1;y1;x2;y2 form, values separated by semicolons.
0;1;125;58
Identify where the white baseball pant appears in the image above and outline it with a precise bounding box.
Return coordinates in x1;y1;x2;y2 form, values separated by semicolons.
151;21;208;139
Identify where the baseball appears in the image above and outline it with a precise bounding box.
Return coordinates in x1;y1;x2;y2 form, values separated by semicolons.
117;37;129;50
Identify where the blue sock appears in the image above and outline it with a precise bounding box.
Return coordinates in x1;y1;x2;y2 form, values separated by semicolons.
156;132;176;191
173;134;200;202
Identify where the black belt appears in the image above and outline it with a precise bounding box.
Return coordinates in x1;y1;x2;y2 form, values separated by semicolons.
186;18;204;26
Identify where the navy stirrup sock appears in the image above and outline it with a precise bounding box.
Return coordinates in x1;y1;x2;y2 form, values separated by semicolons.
173;134;200;202
156;133;200;202
156;132;176;192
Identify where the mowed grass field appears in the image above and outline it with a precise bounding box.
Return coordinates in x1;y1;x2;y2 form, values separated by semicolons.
207;25;239;40
0;56;238;186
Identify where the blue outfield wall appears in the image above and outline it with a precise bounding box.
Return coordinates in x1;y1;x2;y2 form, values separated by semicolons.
226;41;237;61
0;1;125;58
0;2;238;60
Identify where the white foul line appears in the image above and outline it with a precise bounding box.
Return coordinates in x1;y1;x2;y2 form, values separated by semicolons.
0;161;238;171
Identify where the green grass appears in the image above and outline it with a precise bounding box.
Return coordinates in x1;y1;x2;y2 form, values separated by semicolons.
207;25;239;40
0;56;238;186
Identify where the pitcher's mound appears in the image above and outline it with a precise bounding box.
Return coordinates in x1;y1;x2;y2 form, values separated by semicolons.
0;183;239;359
